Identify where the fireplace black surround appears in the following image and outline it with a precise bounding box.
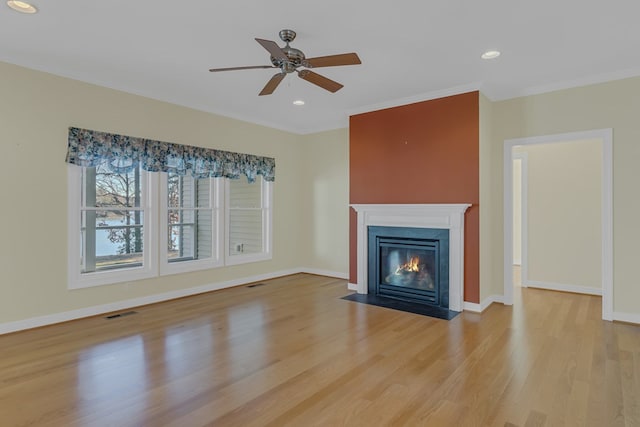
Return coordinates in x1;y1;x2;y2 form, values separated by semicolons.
368;226;450;309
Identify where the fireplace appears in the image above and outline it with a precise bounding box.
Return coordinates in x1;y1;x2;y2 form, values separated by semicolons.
351;204;470;313
368;226;449;308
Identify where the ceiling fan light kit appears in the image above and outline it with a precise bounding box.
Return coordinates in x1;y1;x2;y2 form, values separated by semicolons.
209;29;361;96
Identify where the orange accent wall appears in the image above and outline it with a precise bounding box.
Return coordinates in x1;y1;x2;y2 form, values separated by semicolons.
349;91;480;303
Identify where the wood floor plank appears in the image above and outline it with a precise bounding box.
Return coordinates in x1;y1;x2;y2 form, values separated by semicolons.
524;410;547;427
0;274;639;426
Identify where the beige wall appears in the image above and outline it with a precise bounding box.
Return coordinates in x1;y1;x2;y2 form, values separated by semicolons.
0;61;311;325
299;129;350;275
479;93;496;302
514;140;602;289
512;157;522;264
489;76;640;316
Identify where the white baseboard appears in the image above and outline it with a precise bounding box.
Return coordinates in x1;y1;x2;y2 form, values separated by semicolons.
347;283;358;291
525;280;603;296
463;295;505;313
301;268;348;280
0;268;323;335
613;311;640;325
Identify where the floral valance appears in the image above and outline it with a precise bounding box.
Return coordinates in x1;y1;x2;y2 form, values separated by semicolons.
65;127;275;182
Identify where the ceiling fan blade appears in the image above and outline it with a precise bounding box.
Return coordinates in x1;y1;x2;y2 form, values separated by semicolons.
259;72;286;96
304;53;361;68
209;65;276;72
297;69;343;93
255;38;288;61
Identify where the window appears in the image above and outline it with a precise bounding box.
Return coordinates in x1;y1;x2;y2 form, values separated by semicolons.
226;176;272;264
159;172;223;275
68;165;157;289
68;166;272;289
66;127;276;288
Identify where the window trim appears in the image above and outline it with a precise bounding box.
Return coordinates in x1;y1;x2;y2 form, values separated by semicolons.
159;173;224;276
67;164;158;289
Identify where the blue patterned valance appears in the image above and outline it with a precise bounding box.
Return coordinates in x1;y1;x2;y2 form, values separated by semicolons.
65;127;275;182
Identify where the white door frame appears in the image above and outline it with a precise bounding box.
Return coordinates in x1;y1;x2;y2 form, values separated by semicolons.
502;129;613;321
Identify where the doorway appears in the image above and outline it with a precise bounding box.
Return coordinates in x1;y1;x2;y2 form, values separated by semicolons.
503;129;613;321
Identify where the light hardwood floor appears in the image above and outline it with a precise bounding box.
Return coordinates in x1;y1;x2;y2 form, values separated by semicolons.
1;274;638;426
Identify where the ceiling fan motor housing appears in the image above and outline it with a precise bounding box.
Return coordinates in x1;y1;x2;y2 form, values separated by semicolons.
271;48;305;72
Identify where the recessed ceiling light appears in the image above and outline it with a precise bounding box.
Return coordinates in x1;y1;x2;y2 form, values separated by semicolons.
7;0;37;13
481;50;501;60
293;100;305;106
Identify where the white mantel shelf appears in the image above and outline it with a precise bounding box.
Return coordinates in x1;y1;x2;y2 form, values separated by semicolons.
350;203;471;312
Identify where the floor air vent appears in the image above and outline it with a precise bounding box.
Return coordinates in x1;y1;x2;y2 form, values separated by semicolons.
105;311;138;319
247;283;266;288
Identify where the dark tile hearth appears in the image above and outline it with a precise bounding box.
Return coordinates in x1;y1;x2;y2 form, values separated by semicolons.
341;293;460;320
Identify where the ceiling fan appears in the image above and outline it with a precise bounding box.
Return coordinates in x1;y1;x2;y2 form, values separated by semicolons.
209;29;361;96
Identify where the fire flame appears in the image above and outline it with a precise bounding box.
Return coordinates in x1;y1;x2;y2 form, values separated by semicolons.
395;256;421;274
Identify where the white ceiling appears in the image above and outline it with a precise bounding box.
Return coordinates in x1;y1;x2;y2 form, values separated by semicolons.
2;0;639;134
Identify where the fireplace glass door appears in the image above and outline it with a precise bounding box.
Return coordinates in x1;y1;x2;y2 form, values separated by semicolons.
368;226;450;309
378;238;438;304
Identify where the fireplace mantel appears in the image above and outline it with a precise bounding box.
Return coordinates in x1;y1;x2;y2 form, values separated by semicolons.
350;204;471;312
